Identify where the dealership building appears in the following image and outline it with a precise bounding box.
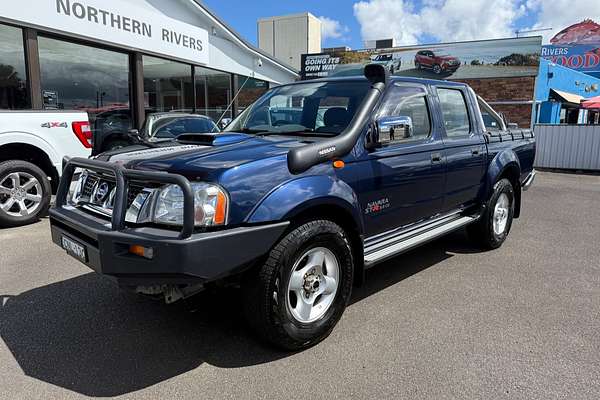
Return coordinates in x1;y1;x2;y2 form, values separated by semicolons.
0;0;298;134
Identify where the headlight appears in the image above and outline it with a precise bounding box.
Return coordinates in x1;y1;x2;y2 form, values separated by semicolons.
153;183;228;227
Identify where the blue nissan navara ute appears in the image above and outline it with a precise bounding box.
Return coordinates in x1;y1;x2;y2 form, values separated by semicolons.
50;65;536;350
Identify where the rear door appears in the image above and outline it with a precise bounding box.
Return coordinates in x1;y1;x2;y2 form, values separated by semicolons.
435;86;486;212
360;83;446;237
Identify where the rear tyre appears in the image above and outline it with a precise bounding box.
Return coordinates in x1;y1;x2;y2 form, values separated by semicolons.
468;178;515;249
415;61;421;70
0;160;51;227
242;220;354;350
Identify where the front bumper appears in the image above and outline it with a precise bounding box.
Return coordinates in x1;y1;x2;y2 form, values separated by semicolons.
50;157;288;286
50;207;288;285
443;63;460;71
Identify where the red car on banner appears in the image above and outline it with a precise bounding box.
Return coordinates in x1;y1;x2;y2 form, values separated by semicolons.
414;50;461;75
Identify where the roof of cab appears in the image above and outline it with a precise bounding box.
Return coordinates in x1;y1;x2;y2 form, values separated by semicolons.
284;75;468;88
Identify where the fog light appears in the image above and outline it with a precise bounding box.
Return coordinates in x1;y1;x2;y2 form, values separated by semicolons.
129;245;154;259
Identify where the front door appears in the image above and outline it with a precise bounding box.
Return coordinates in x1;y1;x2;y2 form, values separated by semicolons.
359;83;446;237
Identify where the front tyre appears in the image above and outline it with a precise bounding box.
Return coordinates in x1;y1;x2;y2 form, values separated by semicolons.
468;178;515;249
0;160;51;228
242;220;354;350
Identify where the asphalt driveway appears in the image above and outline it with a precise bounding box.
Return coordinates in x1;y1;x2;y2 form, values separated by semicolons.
1;171;599;399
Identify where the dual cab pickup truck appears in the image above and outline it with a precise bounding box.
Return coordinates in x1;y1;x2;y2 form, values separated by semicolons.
0;111;91;227
50;65;535;350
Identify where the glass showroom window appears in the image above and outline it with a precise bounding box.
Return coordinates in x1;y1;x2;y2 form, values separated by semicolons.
0;24;29;109
143;56;194;113
38;37;131;137
235;75;268;113
195;66;232;122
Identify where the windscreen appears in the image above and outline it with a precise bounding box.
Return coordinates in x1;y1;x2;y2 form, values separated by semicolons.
225;80;371;136
150;116;218;139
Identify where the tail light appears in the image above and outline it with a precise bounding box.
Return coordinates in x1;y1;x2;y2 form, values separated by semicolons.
72;121;92;149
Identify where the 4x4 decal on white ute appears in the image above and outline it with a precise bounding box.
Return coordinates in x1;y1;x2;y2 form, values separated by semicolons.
41;122;68;128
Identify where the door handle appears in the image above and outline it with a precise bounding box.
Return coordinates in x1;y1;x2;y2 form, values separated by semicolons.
471;148;480;156
431;153;442;163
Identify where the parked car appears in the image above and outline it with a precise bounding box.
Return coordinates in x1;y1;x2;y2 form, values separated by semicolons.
0;111;91;227
139;113;219;142
370;53;402;74
94;112;218;153
415;50;461;74
50;65;535;350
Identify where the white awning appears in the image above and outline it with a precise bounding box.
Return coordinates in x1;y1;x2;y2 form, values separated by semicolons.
550;89;583;105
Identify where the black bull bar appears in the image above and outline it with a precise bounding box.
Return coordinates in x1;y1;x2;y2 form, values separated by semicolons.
57;157;195;239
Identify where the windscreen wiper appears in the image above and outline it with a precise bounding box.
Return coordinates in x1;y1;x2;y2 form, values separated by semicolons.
258;130;337;138
238;128;270;134
255;128;325;137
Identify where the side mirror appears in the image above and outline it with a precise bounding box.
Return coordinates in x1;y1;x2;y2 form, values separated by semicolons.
369;116;413;147
127;129;143;143
219;118;232;130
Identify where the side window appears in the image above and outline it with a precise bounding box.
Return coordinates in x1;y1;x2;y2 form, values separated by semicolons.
0;24;29;109
315;96;349;131
481;113;501;131
437;88;471;137
377;84;431;143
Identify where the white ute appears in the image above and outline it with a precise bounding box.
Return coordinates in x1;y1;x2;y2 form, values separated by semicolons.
0;111;91;227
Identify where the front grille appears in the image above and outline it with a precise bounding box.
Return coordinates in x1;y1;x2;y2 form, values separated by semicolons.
77;172;158;220
81;174;98;198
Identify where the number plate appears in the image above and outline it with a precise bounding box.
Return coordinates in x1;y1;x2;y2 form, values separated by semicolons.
61;235;88;263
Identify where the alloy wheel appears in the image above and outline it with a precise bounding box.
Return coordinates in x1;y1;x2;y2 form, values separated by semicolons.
0;172;43;218
493;193;510;235
286;247;340;323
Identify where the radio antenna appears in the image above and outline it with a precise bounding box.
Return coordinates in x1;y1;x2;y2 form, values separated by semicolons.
216;75;251;127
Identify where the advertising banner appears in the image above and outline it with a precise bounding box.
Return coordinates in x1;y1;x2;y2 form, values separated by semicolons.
301;36;542;81
0;0;209;66
540;20;600;78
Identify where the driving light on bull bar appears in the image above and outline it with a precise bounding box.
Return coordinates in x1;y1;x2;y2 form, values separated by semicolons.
153;183;228;227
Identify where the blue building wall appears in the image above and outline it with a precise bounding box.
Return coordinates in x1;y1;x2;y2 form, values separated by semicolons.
536;58;600;123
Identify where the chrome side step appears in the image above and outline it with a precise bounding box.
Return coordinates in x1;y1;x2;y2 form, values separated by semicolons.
364;215;478;266
522;169;536;191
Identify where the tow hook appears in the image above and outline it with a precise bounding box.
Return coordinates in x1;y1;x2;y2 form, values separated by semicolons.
163;286;185;304
135;284;205;304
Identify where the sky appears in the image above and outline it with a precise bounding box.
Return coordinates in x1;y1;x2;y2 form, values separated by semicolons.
201;0;600;48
